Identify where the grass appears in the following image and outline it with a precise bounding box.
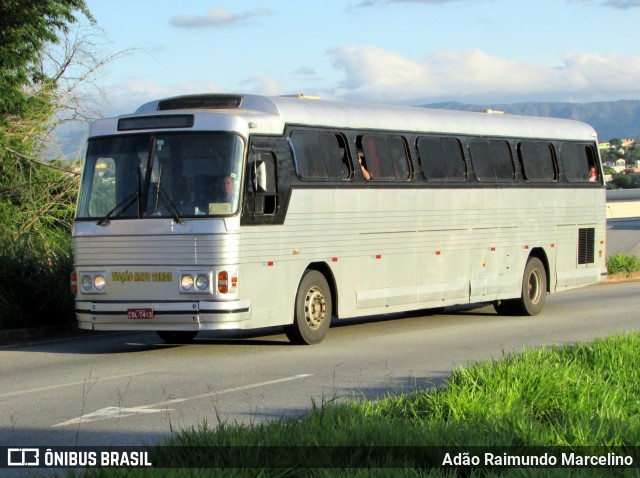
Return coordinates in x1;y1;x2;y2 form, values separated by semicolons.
607;252;640;277
75;333;640;477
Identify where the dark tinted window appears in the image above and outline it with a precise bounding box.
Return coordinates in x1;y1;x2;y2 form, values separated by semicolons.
561;142;597;182
470;139;514;181
417;137;466;181
518;141;557;181
358;135;411;180
291;131;351;180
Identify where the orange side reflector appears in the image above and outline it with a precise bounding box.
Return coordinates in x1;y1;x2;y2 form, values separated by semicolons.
70;272;77;295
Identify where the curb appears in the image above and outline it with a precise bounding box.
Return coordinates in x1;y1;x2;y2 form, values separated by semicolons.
604;271;640;284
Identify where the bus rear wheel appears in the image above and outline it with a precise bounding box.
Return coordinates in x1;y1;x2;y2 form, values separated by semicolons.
494;256;547;316
284;270;332;345
156;331;198;344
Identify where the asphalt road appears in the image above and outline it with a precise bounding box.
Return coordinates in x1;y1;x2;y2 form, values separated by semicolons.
1;280;639;449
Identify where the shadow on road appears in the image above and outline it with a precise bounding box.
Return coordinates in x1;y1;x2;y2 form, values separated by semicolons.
1;303;504;356
0;328;292;356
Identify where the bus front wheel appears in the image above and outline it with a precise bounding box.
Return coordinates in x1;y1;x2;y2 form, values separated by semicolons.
285;270;332;345
494;257;547;316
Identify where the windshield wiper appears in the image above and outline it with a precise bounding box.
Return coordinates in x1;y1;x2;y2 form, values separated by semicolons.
152;162;183;224
155;184;184;224
97;192;138;226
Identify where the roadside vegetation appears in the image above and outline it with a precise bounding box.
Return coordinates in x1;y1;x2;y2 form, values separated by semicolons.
76;333;640;476
607;252;640;277
0;1;127;329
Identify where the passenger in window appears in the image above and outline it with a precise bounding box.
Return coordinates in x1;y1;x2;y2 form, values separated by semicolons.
588;166;597;182
358;153;371;181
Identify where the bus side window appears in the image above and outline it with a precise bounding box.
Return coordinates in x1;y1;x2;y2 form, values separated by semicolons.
470;139;514;181
417;136;466;181
290;130;351;180
357;134;410;180
561;143;580;181
518;141;557;181
585;145;599;182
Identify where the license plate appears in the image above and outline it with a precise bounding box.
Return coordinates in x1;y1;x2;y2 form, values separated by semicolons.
127;308;154;319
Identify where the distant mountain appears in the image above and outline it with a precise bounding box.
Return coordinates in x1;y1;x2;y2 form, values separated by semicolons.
422;100;640;142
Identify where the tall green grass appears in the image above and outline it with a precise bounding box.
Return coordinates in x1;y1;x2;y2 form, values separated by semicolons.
607;252;640;277
79;334;640;477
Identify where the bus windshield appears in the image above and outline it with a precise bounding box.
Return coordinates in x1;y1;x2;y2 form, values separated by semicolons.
77;132;245;221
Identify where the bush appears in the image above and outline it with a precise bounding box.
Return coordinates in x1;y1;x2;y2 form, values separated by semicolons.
607;252;640;277
0;231;74;329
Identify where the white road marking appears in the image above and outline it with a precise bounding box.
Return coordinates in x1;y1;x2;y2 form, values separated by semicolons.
53;373;313;427
0;371;153;399
53;406;165;426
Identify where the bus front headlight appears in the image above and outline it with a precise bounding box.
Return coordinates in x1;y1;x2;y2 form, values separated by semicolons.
179;271;212;294
195;274;209;291
79;271;107;294
81;275;93;292
180;275;194;291
94;275;106;291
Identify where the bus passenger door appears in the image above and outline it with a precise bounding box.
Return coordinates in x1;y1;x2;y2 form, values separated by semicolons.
243;149;279;222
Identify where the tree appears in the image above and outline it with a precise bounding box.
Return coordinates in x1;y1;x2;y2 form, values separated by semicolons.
0;0;92;114
1;1;94;245
611;173;639;190
0;1;93;328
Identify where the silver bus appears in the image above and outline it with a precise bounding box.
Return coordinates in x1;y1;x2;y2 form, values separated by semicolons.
72;94;606;344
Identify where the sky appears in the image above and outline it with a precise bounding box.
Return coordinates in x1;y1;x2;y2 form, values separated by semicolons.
81;0;640;116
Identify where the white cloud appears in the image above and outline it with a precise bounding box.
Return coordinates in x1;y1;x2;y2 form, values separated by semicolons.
567;0;640;7
170;7;273;29
327;45;640;103
600;0;640;8
388;0;479;3
98;48;640;115
357;0;486;5
239;76;283;96
292;67;317;76
102;79;224;116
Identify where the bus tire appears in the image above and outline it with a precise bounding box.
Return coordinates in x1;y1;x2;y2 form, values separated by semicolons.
494;257;547;316
157;331;198;344
285;270;332;345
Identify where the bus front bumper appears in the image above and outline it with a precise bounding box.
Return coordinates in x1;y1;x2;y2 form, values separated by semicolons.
75;300;251;331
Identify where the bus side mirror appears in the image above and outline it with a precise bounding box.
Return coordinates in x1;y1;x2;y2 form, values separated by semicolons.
248;150;278;216
253;160;268;192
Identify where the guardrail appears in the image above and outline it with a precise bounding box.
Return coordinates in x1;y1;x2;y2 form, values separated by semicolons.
606;189;640;201
607;217;640;228
606;189;640;220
